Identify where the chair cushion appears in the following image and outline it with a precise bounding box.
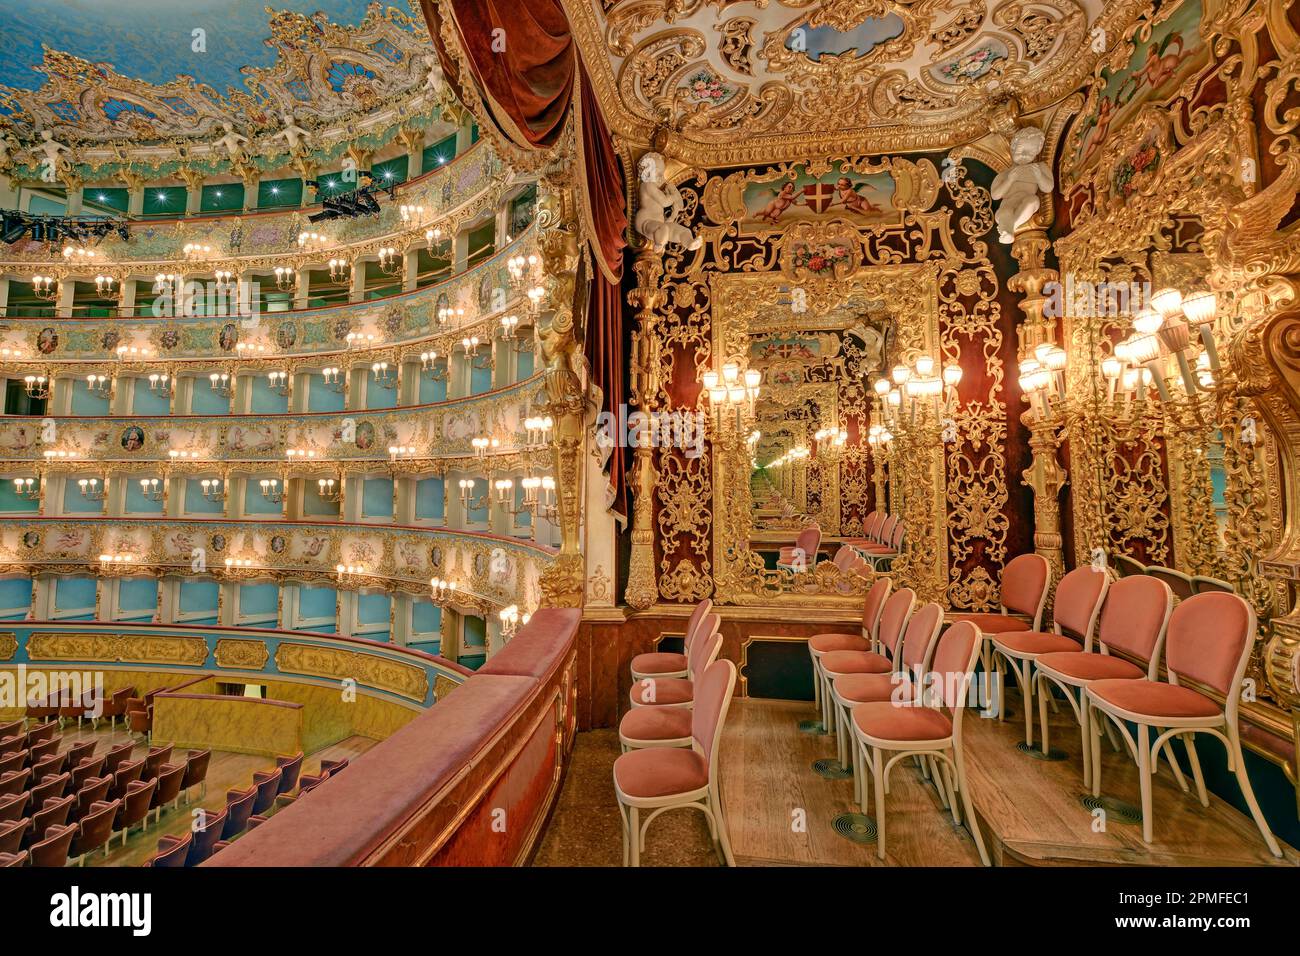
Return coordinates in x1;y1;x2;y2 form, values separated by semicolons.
619;706;693;743
810;633;870;654
860;544;895;554
820;650;891;676
851;702;953;742
1036;651;1145;683
948;612;1031;634
629;677;693;707
1089;679;1221;719
614;748;708;799
630;651;688;675
833;672;913;705
993;631;1081;658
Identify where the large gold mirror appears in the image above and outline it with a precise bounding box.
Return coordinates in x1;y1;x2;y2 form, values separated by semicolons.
709;266;948;606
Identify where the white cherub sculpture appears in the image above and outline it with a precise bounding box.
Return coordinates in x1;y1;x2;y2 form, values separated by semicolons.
634;151;702;252
990;125;1053;243
273;111;310;155
214;121;250;164
35;131;72;179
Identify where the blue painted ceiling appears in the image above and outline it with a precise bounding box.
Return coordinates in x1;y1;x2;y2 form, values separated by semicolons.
0;1;380;94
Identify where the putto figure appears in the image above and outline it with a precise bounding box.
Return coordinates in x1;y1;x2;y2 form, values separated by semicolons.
990;126;1053;243
634;151;702;252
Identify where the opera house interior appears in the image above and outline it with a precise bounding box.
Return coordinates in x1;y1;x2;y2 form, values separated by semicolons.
1;0;1300;909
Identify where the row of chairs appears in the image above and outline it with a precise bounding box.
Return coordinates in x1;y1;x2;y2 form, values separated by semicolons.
616;600;737;866
0;737;210;867
146;753;353;867
24;687;137;731
848;511;906;568
962;554;1282;857
810;578;991;863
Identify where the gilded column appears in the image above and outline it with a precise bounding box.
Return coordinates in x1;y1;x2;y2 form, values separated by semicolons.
624;250;664;610
1010;228;1066;583
534;186;587;608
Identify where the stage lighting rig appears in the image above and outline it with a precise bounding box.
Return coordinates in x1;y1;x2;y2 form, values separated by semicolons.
0;209;128;247
305;171;396;224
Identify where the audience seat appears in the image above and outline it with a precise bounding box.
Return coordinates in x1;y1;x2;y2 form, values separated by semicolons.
0;818;28;854
614;660;738;866
627;628;723;710
150;764;186;822
808;577;892;736
71;777;112;823
991;565;1109;748
149;832;191;867
64;740;97;770
143;744;173;780
109;760;144;802
181;749;211;802
113;779;157;846
1145;565;1195;602
28;823;76;867
0;768;30;797
31;772;69;804
0;850;27;866
0;750;27;775
70;756;105;792
274;753;304;797
102;742;134;778
1034;575;1173;788
25;795;75;848
630;599;712;682
777;525;821;572
186;807;227;866
0;790;30;822
1086;592;1282;857
69;799;119;864
849;620;990;865
223;787;257;839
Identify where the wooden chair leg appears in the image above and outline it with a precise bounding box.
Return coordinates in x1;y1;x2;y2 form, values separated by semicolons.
1227;725;1283;858
872;747;887;861
1183;732;1209;807
1090;705;1104;798
1137;724;1154;844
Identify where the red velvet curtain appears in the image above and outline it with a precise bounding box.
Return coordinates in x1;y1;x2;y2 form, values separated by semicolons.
422;0;628;518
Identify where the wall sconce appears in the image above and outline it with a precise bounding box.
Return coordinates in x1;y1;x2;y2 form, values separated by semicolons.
147;373;171;394
524;415;553;447
472;436;500;459
418;351;447;381
32;275;57;300
43;449;77;461
0;345;25;361
167;449;203;462
378;246;401;276
345;331;378;350
399;204;425;225
285;448;319;461
63;245;99;265
208;371;234;397
274;266;295;291
116;344;155;362
259;478;285;503
97;552;134;573
77;477;107;502
371;361;396;389
225;557;254;569
297;231;331;251
94;274;115;295
499;604;529;639
197;478;222;502
388;445;416;461
182;243;213;260
23;374;49;399
429;576;457;601
702;362;761;429
12;477;39;500
85;373;111;396
500;314;519;339
425;226;444;250
321;366;344;392
235;341;269;358
328;258;351;285
214;270;235;292
316;477;343;503
521;475;557;521
267;370;290;395
137;477;163;501
152;273;178;296
438;305;465;326
526;286;545;310
459;478;487;511
507;254;538;282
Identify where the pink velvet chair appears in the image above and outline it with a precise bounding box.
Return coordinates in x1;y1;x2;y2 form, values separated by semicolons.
1085;592;1282;856
830;602;946;799
777;524;821;572
614;659;738;866
1033;574;1173;788
948;552;1050;716
627;627;722;711
807;577;892;736
849;620;990;865
991;565;1109;749
819;587;916;756
630;599;712;682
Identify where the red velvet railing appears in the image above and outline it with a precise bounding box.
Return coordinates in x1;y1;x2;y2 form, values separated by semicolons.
205;607;579;866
